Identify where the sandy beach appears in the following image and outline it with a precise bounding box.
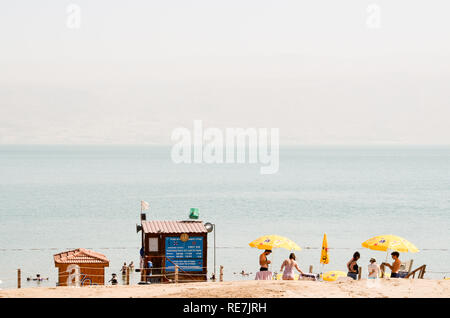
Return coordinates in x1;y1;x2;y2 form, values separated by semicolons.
1;279;449;298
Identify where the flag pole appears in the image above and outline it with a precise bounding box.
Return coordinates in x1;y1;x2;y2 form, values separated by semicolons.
140;200;149;220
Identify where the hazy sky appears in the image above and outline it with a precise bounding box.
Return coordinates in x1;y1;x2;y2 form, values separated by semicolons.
1;0;449;145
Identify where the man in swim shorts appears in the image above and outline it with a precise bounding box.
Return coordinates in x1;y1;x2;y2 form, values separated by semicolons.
259;250;272;271
381;251;401;278
347;252;360;280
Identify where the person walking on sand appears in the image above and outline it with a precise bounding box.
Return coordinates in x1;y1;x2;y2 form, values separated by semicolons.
280;253;304;280
381;251;402;278
368;258;380;279
259;250;272;271
347;252;360;280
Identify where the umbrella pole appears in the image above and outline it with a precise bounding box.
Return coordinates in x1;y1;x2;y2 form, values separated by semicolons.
383;249;390;278
268;251;273;278
272;252;275;276
269;252;272;272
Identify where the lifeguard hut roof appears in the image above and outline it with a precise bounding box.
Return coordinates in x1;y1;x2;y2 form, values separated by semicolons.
142;220;207;234
54;248;109;264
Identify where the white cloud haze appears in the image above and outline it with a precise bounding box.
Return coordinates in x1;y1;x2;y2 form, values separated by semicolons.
0;0;449;144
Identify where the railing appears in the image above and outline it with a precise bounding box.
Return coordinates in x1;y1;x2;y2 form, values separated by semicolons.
139;255;208;284
7;261;219;289
5;261;450;290
406;265;427;279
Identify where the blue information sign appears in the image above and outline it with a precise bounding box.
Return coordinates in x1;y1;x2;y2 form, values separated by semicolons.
165;236;204;272
165;259;203;272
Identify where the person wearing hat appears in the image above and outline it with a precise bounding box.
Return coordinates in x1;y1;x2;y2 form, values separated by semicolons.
368;258;380;279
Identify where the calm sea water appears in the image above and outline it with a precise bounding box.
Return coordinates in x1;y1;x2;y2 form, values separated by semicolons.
0;145;449;289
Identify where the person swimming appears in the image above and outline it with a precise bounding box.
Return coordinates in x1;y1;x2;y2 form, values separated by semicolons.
26;274;48;282
233;270;252;276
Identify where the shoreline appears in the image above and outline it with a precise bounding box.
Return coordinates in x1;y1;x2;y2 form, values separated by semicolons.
1;279;449;298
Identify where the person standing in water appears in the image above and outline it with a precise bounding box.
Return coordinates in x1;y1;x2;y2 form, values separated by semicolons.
121;262;127;275
121;262;127;283
347;251;360;280
259;250;272;271
280;253;304;280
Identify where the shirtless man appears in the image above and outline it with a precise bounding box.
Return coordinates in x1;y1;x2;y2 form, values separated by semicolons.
259;250;272;271
381;251;402;278
347;252;360;280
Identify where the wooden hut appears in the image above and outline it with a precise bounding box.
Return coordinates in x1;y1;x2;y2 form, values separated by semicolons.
140;220;208;283
54;248;109;286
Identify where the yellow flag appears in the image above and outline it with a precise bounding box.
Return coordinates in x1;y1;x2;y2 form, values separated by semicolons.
320;233;329;264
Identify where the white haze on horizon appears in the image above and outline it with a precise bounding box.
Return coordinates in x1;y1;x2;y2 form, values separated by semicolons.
0;0;449;145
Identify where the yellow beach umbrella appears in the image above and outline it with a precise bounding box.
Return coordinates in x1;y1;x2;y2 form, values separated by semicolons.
320;233;329;265
362;234;419;253
249;235;301;251
322;271;347;282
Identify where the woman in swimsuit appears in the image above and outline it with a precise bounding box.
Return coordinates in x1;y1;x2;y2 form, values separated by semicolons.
280;253;304;280
347;251;360;280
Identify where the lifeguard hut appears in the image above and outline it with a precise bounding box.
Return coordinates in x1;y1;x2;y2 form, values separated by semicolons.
138;220;208;283
54;248;109;286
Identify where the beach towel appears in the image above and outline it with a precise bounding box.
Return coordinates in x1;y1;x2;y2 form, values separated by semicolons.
255;271;273;280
